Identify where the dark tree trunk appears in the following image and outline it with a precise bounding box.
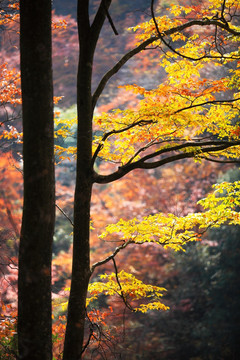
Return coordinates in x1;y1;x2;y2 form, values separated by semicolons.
18;1;55;360
62;2;93;359
62;1;111;359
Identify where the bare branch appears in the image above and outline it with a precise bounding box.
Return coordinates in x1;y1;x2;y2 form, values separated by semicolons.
174;98;240;114
220;0;228;24
92;37;158;109
125;130;178;165
55;203;74;227
103;2;118;35
6;206;20;238
200;155;240;164
90;0;112;46
81;312;94;356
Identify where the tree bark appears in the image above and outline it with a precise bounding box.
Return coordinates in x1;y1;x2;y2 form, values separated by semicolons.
18;2;54;360
62;1;93;359
62;0;113;358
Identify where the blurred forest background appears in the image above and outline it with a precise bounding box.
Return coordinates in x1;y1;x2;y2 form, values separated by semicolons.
0;0;240;359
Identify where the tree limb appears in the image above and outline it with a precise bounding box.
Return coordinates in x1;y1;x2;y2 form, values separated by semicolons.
93;140;240;183
90;0;112;44
92;3;240;109
151;0;239;62
103;1;118;35
91;119;154;166
173;98;240;114
91;240;134;273
92;37;158;109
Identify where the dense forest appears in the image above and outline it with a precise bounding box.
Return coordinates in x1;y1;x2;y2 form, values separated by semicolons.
0;0;240;359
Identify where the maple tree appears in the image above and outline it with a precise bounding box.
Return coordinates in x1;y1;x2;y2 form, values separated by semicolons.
1;0;240;359
56;0;240;358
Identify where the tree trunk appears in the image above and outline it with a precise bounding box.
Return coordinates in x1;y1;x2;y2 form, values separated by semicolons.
63;1;112;358
18;2;54;360
62;2;93;359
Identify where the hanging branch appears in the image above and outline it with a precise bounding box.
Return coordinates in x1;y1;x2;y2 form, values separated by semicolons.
103;0;118;35
81;312;95;356
112;257;136;312
220;0;228;25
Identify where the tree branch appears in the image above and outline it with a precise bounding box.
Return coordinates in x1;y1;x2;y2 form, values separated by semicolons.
55;203;74;227
200;155;240;164
125;131;178;165
92;37;158;109
220;0;228;24
91;240;134;274
112;257;136;312
137;140;240;163
92;95;240;168
93;140;240;183
90;0;112;44
91;119;154;166
151;0;239;62
173;98;240;114
92;11;240;109
103;2;118;35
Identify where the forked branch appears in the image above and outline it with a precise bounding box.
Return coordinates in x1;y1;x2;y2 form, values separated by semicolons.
91;119;154;166
91;239;134;273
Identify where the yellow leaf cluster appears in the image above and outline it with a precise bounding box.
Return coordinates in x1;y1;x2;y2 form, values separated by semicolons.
198;181;240;226
87;271;169;313
100;214;199;251
54;111;77;162
54;145;77;162
100;181;240;253
93;75;240;165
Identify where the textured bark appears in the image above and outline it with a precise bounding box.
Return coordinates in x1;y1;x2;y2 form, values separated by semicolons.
62;1;93;358
62;1;111;359
18;1;54;360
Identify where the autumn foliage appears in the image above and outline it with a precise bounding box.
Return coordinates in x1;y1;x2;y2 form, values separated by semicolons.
0;0;240;359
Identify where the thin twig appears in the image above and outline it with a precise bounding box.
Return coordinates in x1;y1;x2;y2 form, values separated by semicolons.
112;257;136;312
55;203;74;227
103;1;118;35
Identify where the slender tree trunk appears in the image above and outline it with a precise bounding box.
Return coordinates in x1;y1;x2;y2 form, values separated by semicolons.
63;1;112;358
62;2;93;359
18;2;54;360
